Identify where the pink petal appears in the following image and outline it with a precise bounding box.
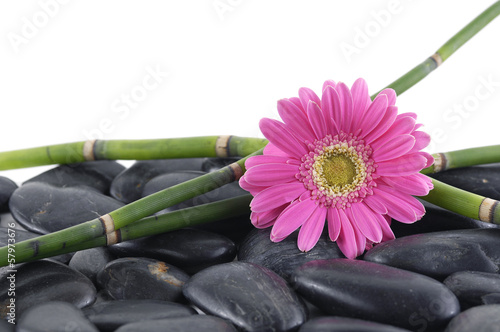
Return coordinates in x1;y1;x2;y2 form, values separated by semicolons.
364;106;398;144
363;194;388;214
396;112;417;120
377;214;395;242
322;80;336;91
358;94;388;137
350;78;371;130
349;203;383;243
376;88;397;106
289;97;306;114
263;142;288;157
321;85;341;135
307;101;328;139
298;87;321;111
239;176;266;196
381;173;432;196
373;134;415;162
336;209;357;259
270;198;317;241
373;185;425;223
419;151;435;168
250;204;287;228
327;207;341;241
259;118;309;159
410;131;431;153
244;163;298;186
250;182;306;213
277;99;316;142
347;210;367;257
370;116;416;151
297;206;327;251
337;82;354;131
376;153;428;176
245;155;299;169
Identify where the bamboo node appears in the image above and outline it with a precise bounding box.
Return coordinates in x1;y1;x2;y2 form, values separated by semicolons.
83;140;97;161
430;52;443;67
215;135;232;157
106;231;120;245
99;214;115;234
229;162;244;181
479;197;498;223
432;153;447;173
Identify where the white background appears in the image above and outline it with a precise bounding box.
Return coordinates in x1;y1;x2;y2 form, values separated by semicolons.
1;0;500;183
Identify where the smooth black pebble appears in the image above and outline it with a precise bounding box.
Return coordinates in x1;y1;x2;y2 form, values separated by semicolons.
443;271;500;309
109;229;236;274
291;259;459;332
444;304;500;332
69;247;116;285
82;299;196;332
114;315;237;332
96;257;189;302
201;157;240;172
183;261;307;332
364;228;500;280
17;301;98;332
9;182;124;234
0;176;17;212
238;228;344;281
298;316;413;332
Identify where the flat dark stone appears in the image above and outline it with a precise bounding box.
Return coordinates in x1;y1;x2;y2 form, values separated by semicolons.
109;159;206;203
69;247;116;285
0;260;96;318
109;229;236;274
0;319;14;331
201;157;240;173
363;228;500;280
291;259;459;332
0;227;72;263
17;301;98;332
114;315;237;332
82;299;196;332
183;261;307;332
96;257;189;302
481;293;500;305
24;161;125;194
9;182;125;234
141;171;247;213
0;176;17;212
298;316;413;332
391;199;499;238
191;213;254;245
238;228;345;281
444;304;500;332
443;271;500;309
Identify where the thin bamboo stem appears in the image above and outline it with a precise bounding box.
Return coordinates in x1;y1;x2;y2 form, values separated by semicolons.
371;1;500;98
422;145;500;174
0;136;268;171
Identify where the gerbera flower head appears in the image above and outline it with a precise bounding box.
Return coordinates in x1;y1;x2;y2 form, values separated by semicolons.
239;79;434;259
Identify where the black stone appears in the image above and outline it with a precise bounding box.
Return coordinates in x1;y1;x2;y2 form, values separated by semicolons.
428;164;500;201
17;301;99;332
201;157;240;173
0;176;17;212
9;182;125;234
96;257;189;302
114;315;237;332
183;261;307;332
141;171;247;213
82;299;196;332
109;159;206;203
0;260;96;318
298;316;413;332
24;161;125;194
109;229;236;274
363;228;500;280
0;226;72;263
391;199;499;239
238;228;345;281
69;247;116;285
291;259;459;332
481;293;500;305
443;271;500;309
444;304;500;332
191;214;254;245
0;319;14;331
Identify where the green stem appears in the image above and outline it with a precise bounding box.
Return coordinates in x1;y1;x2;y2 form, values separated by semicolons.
371;1;500;98
0;136;268;171
9;194;252;264
422;145;500;174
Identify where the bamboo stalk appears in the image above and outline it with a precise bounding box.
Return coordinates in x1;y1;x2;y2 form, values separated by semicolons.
422;145;500;174
0;136;268;171
0;149;263;266
7;194;252;264
371;1;500;98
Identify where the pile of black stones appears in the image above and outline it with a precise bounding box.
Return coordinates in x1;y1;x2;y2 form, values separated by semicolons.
1;159;500;331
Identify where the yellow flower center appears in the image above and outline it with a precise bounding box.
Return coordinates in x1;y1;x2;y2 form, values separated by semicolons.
312;144;367;197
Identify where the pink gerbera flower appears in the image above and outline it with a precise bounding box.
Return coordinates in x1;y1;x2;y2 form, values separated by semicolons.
239;79;434;259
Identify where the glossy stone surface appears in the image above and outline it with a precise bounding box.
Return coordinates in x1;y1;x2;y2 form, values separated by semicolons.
238;228;344;281
17;301;99;332
443;271;500;309
69;247;116;284
24;161;125;194
183;261;307;332
0;176;17;212
363;228;500;280
9;182;124;234
291;259;459;331
298;316;413;332
444;305;500;332
109;229;236;274
83;299;196;331
97;257;189;302
0;260;96;318
192;213;253;245
114;315;238;332
481;293;500;305
109;159;205;203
